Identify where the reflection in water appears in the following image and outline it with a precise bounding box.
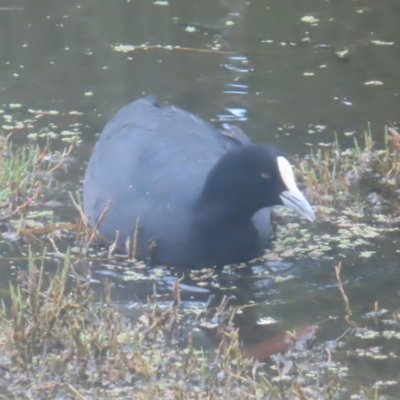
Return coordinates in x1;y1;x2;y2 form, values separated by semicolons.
218;55;250;121
224;82;248;94
243;324;317;362
221;59;249;73
218;0;247;14
219;107;247;121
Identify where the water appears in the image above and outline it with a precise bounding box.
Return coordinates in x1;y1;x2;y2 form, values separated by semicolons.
1;0;400;396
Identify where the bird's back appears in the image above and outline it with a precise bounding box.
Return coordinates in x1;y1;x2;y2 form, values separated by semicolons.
83;97;247;261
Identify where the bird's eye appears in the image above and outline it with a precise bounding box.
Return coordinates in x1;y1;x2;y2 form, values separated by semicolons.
261;171;271;180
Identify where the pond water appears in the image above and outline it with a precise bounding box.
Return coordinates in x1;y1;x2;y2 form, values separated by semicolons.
1;0;400;397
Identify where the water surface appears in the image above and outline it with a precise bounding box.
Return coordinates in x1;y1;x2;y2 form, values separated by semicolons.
1;0;400;396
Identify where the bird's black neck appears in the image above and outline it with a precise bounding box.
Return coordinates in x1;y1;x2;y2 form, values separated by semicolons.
191;203;262;266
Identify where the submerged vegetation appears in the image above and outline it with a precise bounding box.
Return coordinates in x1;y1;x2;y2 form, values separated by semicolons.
0;133;76;243
3;250;400;399
261;126;400;262
0;126;399;398
296;126;400;208
0;252;309;399
1;248;400;399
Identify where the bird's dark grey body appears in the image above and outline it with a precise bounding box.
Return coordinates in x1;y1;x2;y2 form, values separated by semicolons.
84;97;313;267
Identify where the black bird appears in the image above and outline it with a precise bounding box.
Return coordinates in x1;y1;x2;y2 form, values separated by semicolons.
83;97;315;267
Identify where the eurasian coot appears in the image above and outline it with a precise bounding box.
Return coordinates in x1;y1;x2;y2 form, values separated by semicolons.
83;97;315;266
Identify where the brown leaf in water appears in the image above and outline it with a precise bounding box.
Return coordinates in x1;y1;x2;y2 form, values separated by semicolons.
242;324;317;361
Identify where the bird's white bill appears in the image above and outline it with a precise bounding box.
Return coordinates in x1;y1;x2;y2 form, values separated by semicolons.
279;189;315;221
277;156;315;222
